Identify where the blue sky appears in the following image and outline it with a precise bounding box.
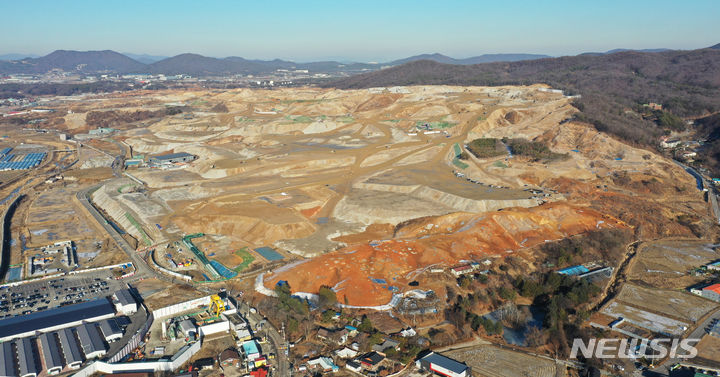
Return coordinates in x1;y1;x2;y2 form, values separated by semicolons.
1;0;718;61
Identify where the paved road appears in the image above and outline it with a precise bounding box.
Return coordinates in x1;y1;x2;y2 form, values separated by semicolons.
673;160;720;224
76;185;154;278
77;183;289;375
77;185;197;287
235;299;289;377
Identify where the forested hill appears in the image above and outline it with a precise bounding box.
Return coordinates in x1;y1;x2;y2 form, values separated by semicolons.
326;48;720;146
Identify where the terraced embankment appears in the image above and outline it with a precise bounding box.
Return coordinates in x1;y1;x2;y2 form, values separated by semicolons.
91;181;156;246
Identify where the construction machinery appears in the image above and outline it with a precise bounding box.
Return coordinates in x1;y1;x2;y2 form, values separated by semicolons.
210;294;226;317
196;294;226;325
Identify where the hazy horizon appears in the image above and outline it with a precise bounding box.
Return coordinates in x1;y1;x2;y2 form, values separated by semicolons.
1;0;718;62
0;47;703;64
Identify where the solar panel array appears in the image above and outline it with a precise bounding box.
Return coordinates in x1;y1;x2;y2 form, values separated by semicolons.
0;152;45;170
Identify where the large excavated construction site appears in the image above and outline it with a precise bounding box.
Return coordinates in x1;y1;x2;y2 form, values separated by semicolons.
9;85;710;309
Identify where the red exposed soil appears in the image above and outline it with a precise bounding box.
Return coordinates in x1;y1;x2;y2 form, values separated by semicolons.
300;206;321;218
265;202;626;306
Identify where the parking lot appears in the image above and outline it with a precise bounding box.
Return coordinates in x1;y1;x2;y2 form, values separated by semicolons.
0;270;124;319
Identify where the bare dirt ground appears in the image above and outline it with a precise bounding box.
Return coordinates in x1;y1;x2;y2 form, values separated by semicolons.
444;344;560;377
0;132;131;280
133;278;205;310
628;240;719;288
267;203;625;306
4;85;711;309
614;283;717;323
599;281;719;337
694;334;720;369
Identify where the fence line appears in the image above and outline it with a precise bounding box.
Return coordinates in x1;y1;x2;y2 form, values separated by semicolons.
108;308;154;363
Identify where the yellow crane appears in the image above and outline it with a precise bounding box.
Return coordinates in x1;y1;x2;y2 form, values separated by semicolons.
209;294;226;317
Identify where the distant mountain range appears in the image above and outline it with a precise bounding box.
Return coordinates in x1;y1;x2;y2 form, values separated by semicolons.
0;48;675;76
0;53;39;61
0;50;381;76
579;48;672;56
121;53;168;64
387;53;551;65
0;50;146;75
0;45;715;76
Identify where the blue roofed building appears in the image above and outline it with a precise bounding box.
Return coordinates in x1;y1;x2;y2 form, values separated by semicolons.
0;341;16;377
58;327;83;369
16;337;39;377
98;318;123;343
241;340;261;362
39;332;64;375
0;298;116;342
75;324;107;359
557;265;590;276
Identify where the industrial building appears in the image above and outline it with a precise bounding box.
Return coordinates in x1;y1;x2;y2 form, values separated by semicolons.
39;332;64;375
0;326;93;377
98;318;124;342
0;330;87;376
16;337;39;377
149;152;196;165
58;327;83;369
76;323;107;359
692;283;720;302
557;265;590;276
417;352;470;377
113;289;138;315
0;298;116;342
0;342;15;377
178;320;198;338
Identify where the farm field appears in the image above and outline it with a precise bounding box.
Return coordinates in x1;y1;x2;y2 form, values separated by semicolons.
445;344;559;377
